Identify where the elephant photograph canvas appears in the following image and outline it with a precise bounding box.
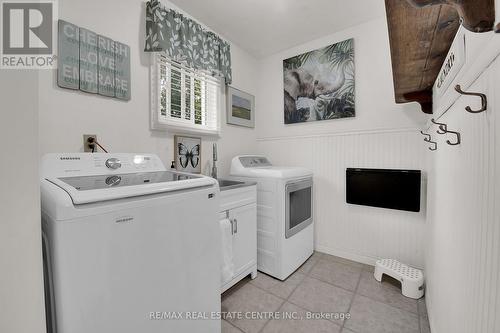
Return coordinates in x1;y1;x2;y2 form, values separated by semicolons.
283;38;355;124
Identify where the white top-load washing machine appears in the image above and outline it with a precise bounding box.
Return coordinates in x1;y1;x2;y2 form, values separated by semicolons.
41;153;220;333
230;155;313;280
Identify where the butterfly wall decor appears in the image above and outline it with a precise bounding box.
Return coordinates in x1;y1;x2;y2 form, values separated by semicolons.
178;143;200;168
174;135;202;173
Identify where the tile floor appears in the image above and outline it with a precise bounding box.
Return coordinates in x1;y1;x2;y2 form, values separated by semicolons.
221;251;430;333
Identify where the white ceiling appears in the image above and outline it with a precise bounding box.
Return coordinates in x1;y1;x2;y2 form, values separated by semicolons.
169;0;386;58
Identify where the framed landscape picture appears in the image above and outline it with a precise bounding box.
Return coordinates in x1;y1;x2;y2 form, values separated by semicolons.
226;86;255;128
174;135;201;174
283;38;355;124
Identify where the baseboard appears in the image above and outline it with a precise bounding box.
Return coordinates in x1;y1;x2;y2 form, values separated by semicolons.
315;245;426;271
314;245;377;267
425;285;435;333
221;263;257;294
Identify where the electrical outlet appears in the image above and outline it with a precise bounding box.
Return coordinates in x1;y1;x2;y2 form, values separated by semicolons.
83;134;97;152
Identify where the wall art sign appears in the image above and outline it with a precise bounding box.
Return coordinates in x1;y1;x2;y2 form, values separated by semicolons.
283;38;355;124
57;20;79;89
434;29;465;98
57;20;130;100
79;27;98;94
114;41;131;100
97;35;115;97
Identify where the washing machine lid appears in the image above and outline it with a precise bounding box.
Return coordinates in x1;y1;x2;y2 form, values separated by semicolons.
41;153;216;204
230;155;312;179
47;171;215;204
46;171;215;204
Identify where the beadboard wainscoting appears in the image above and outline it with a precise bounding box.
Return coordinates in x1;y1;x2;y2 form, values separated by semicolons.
425;57;500;333
257;128;428;268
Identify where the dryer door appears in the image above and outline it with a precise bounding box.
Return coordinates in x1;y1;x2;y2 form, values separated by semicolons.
285;178;313;239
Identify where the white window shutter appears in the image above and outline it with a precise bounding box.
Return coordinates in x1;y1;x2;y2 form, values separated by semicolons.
151;54;222;136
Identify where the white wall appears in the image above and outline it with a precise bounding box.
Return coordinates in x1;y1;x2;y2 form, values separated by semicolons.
38;0;259;178
255;17;428;267
425;37;500;333
256;17;427;139
0;72;46;332
496;0;500;26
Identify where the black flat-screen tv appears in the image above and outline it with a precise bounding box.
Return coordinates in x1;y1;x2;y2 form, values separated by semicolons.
346;168;421;212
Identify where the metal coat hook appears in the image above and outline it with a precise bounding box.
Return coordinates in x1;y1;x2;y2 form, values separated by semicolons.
444;129;461;146
430;119;461;146
427;139;437;151
420;131;431;141
429;119;461;146
420;131;437;151
454;85;487;113
431;118;447;134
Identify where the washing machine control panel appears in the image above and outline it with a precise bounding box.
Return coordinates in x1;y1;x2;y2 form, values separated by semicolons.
239;156;272;168
92;155;158;172
41;153;165;178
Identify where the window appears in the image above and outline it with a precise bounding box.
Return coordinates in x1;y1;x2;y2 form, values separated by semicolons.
151;54;222;135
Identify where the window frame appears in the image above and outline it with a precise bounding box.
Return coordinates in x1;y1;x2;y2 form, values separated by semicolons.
150;54;222;136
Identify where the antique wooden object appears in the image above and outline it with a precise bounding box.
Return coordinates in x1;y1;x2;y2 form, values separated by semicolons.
408;0;495;33
385;0;494;114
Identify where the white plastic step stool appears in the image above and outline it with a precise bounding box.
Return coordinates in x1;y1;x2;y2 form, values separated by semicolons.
374;259;424;299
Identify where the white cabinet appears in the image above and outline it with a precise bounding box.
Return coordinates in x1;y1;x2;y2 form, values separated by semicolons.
219;185;257;293
229;204;257;278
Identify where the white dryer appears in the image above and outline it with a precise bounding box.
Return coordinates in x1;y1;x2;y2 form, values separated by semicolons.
230;155;313;280
41;153;220;333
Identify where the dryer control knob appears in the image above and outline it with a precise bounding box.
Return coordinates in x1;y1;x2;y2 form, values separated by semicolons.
105;158;122;169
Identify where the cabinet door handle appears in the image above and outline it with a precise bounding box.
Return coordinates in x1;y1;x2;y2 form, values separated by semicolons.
233;219;238;234
230;219;234;235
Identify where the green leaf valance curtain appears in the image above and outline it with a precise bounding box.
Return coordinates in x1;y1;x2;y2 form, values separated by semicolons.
144;0;232;84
